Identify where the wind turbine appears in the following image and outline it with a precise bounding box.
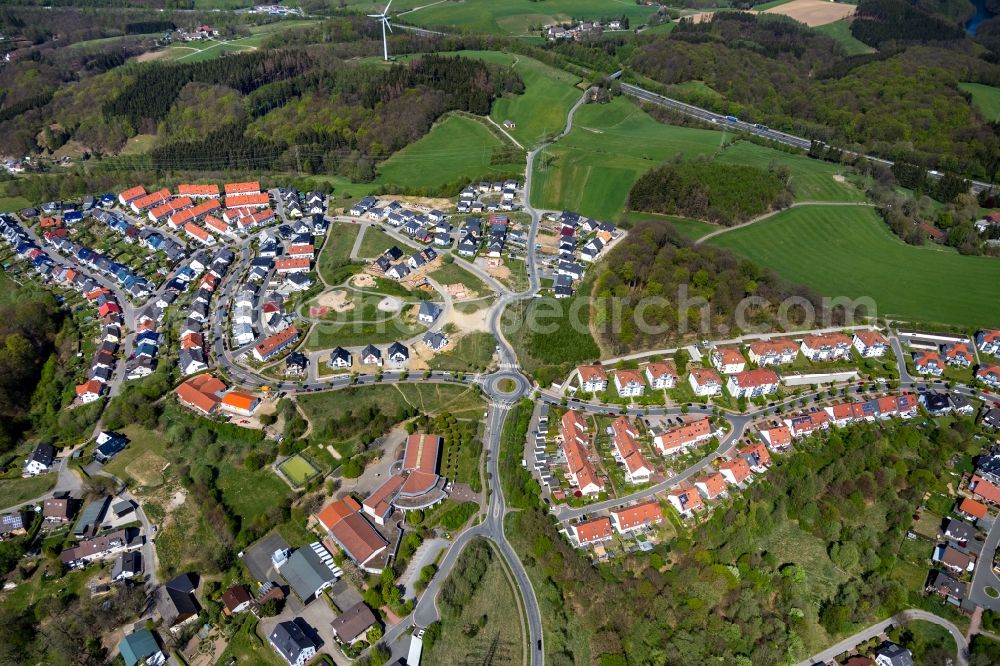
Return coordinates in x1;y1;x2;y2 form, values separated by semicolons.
368;0;393;61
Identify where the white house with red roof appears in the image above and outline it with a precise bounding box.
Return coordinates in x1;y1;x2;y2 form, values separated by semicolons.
694;472;728;501
758;424;792;449
800;333;853;361
726;368;779;399
711;347;746;374
913;350;945;376
976;329;1000;356
688;367;722;397
719;457;752;486
613;368;645;397
747;339;798;366
852;330;888;358
942;342;973;367
610;500;662;534
644;361;677;389
577;364;608;393
653;417;712;456
977;364;1000;388
610;416;653;484
667;485;703;517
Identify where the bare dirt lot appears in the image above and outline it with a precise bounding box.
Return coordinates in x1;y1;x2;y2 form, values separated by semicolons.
762;0;856;26
351;273;376;288
316;289;354;313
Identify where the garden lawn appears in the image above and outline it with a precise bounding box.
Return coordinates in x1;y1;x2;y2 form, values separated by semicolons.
0;474;55;510
317;223;361;284
813;19;876;56
0;196;30;213
707;205;1000;328
374;114;521;190
960;82;1000;122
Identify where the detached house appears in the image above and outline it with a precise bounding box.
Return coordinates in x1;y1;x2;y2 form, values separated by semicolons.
667;485;704;517
610;416;653;484
329;347;352;369
977;364;1000;388
688;368;722;397
613;369;645;398
571;516;614;547
711;347;746;374
24;443;56;476
759;424;792;450
800;333;853;362
747;339;798;366
719;457;752;486
695;472;728;501
932;544;975;573
942;342;973;367
913;350;945;376
976;329;1000;356
726;368;780;399
577;364;608;393
610;500;662;534
644;361;677;389
360;345;382;366
853;330;888;358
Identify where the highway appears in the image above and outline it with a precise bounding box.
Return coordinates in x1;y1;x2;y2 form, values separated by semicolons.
616;78;995;194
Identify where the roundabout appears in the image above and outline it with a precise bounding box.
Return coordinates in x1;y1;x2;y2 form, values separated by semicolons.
483;369;531;402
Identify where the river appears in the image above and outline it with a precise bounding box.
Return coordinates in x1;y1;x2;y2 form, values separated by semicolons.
966;0;996;35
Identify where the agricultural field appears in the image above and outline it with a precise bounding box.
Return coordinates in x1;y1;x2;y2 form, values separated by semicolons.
373;114;521;190
707;205;1000;328
959;82;1000;122
813;19;875;56
349;0;658;36
532;96;864;221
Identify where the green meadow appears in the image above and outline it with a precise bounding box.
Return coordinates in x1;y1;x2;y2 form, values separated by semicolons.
959;82;1000;122
707;205;1000;328
813;19;875;56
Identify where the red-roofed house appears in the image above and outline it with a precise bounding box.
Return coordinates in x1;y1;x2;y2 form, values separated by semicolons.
118;186;146;206
976;364;1000;389
253;326;298;362
613;368;645;397
853;330;888;358
976;329;1000;356
577;364;608;393
914;350;945;376
694;472;728;500
178;183;220;198
75;379;104;404
759;424;792;449
747;339;798;366
224;181;260;196
719;457;752;486
942;342;973;367
176;374;227;415
610;416;653;484
800;333;853;361
688;367;722;397
274;257;311;274
168;198;220;228
148;196;192;223
726;368;780;399
644;361;677;389
958;497;988;520
226;192;270;209
287;244;315;260
184;222;213;246
203;215;230;236
130;189;171;213
610;500;662;533
824;402;856;427
738;442;771;473
667;485;703;517
971;475;1000;505
711;347;746;374
653;417;712;456
571;516;613;547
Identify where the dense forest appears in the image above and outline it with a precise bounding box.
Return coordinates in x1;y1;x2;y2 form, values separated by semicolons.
504;411;979;665
591;221;837;354
627;161;789;225
851;0;966;47
630;12;1000;180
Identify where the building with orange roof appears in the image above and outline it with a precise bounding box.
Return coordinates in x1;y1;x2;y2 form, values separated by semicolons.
824;402;856;427
720;457;752;486
971;475;1000;505
711;347;746;374
175;374;227;415
738;442;771;472
75;379;104;404
226;192;269;209
852;330;888;358
203;215;230;235
148;196;192;223
220;391;260;417
800;332;853;361
958;497;988;520
403;433;441;474
976;329;1000;356
977;364;1000;388
667;485;703;517
688;367;722;396
286;244;315;259
253;326;298;362
577;364;608;393
168;198;220;228
747;339;799;366
561;409;587;435
653;417;712;456
563;436;603;496
130;188;171;213
570;516;613;546
694;471;728;500
942;342;973;367
362;475;406;525
759;424;792;449
610;500;662;533
178;183;220;198
274;257;311;274
183;222;214;245
39;216;62;229
726;368;780;399
224;181;261;196
316;497;388;573
644;361;677;389
118;186;147;206
180;332;203;350
613;368;645;397
610;416;653;484
914;350;945;376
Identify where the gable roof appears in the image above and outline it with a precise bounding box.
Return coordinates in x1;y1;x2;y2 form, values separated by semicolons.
403;433;441;474
330;601;377;643
573;516;613;543
280;546;336;601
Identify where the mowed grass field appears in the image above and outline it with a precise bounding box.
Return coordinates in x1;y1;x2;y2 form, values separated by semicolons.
531;97;863;220
348;0;657;35
960;82;1000;122
708;205;1000;328
813;19;875;56
374;114;519;189
448;50;583;148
